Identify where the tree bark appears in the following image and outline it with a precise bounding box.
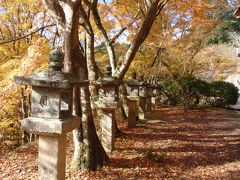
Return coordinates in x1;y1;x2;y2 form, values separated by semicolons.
71;86;108;170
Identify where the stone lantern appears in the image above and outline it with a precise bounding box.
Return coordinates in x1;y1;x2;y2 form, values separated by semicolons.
125;72;140;97
96;66;120;102
93;65;120;152
145;79;155;113
138;75;147;98
146;78;155;96
138;75;147;119
125;72;141;128
14;49;82;180
150;79;159;111
152;79;159;97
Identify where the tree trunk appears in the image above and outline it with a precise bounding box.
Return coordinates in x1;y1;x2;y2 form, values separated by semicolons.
71;86;108;170
20;85;37;143
68;31;108;171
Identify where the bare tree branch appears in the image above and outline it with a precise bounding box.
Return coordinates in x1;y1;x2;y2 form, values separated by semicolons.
109;12;140;45
84;0;117;73
156;0;169;17
0;24;55;45
79;2;94;35
114;0;163;79
151;46;166;67
41;0;66;33
116;0;132;18
135;0;146;17
109;27;127;45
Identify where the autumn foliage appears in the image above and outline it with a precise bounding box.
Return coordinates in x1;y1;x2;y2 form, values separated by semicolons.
0;0;240;177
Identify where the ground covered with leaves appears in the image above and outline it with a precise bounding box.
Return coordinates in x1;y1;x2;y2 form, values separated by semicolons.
1;107;240;179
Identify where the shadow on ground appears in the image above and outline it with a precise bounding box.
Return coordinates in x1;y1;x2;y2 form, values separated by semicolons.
110;107;240;178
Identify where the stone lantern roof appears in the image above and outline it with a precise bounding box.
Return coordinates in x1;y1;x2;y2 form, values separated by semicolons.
14;49;88;88
126;72;141;86
138;74;147;86
94;65;121;86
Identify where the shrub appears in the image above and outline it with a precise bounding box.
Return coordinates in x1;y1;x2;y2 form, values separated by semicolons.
159;76;209;107
158;76;238;108
207;81;239;106
160;79;181;105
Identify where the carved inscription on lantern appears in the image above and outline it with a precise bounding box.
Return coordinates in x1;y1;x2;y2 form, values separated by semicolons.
31;87;60;119
40;96;48;107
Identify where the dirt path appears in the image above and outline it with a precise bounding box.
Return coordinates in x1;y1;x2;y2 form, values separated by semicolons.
1;108;240;179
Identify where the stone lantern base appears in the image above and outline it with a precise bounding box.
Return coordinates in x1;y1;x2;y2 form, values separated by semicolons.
95;101;119;152
151;97;156;111
21;116;80;180
126;96;140;128
146;97;152;113
21;116;80;134
139;96;146;120
39;134;66;180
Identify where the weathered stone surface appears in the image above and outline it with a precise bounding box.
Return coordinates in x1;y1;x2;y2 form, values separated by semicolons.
126;96;140;101
139;97;146;112
126;86;139;96
31;87;61;119
14;71;72;89
39;134;66;180
100;110;115;152
95;100;119;153
127;99;138;128
146;85;154;97
125;72;141;97
151;97;156;111
146;97;152;113
152;88;158;97
95;101;119;109
139;86;147;97
138;106;145;120
139;97;146;120
93;65;121;102
98;87;117;102
121;96;129;117
21;116;80;134
93;66;121;152
31;86;73;119
14;49;88;89
138;76;147;97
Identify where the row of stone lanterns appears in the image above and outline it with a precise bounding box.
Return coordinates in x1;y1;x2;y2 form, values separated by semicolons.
124;72;162;128
14;49;162;179
125;72;141;128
